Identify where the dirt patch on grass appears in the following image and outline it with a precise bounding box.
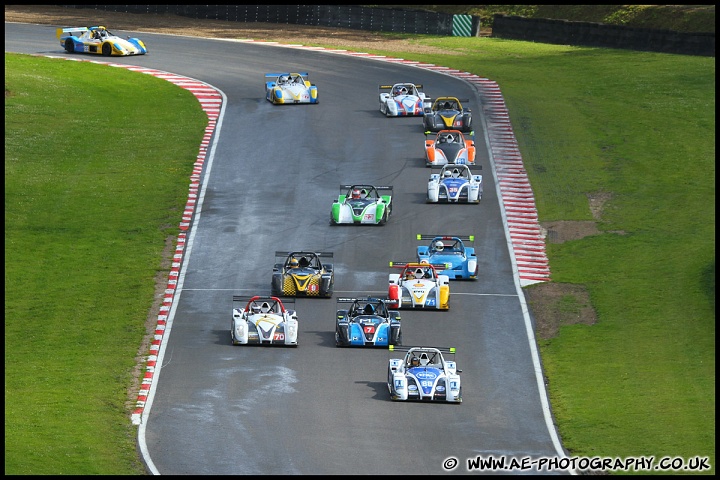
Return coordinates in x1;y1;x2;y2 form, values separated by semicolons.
526;282;598;340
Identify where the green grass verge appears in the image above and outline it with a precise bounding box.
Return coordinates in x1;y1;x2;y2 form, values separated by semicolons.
5;53;208;474
5;33;715;475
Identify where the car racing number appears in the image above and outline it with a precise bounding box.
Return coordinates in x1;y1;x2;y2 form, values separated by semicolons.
364;213;374;221
273;332;285;341
308;284;318;292
363;325;376;334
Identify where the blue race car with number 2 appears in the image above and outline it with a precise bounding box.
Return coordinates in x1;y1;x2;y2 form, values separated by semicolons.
416;235;478;280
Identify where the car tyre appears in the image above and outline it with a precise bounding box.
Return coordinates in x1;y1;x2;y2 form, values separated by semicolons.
64;38;74;53
101;43;112;56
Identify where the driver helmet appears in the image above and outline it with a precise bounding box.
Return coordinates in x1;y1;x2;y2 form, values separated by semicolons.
434;240;444;252
289;258;299;268
251;305;261;315
351;188;362;199
410;356;420;367
279;75;289;84
443;170;452;178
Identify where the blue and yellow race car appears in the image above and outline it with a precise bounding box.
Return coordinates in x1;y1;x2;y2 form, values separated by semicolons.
265;72;318;104
57;26;147;56
416;235;478;280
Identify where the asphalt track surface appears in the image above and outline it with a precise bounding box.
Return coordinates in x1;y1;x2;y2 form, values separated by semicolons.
6;22;570;475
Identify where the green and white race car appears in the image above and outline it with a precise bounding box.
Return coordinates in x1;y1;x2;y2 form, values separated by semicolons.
330;184;393;225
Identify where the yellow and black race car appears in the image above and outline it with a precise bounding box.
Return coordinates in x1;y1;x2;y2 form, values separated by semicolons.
271;251;334;298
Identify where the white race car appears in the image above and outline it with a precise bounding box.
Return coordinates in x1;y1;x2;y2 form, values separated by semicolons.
387;346;462;403
427;164;483;204
265;72;318;105
231;295;298;346
379;83;430;117
387;262;450;310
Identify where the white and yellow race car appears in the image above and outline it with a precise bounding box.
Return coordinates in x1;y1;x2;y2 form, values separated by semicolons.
265;72;318;104
231;296;298;346
57;26;147;56
387;262;450;310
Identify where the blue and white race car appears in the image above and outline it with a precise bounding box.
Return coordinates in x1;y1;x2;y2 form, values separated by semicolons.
335;297;402;347
427;164;483;204
57;26;147;56
265;72;318;105
387;346;462;403
330;184;393;225
416;235;478;280
379;83;430;117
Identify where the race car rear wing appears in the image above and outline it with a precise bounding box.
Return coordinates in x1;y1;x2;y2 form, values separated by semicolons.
232;295;295;307
389;261;448;269
417;234;475;243
275;251;333;259
340;184;393;191
337;297;389;303
265;72;310;78
379;84;424;91
389;345;457;355
56;27;88;39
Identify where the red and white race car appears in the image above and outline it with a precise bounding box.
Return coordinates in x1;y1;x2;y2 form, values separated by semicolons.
231;295;298;346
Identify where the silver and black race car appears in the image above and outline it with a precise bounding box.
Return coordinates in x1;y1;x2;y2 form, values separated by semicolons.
422;96;472;132
335;297;402;347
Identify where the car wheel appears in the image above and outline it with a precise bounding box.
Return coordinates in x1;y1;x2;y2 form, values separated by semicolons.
64;38;74;53
101;43;112;56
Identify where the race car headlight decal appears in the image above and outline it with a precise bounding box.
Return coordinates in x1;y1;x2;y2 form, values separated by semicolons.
287;322;297;338
468;259;477;273
450;381;459;391
394;379;405;390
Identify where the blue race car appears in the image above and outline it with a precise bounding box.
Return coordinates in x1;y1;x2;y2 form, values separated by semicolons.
387;346;462;403
416;235;478;280
335;297;402;347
